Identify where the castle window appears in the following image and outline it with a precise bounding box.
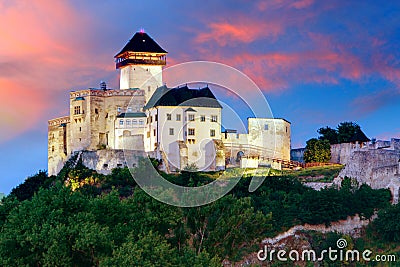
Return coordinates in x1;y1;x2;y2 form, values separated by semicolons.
264;124;269;130
133;119;138;125
211;115;218;122
51;146;55;152
286;127;288;133
167;114;171;120
187;139;196;144
119;119;124;126
127;107;132;112
139;120;144;125
169;128;174;135
117;107;122;113
148;86;151;92
188;114;195;121
79;127;82;132
155;114;158;121
200;115;205;122
95;108;99;114
176;114;181;121
74;106;81;115
153;129;156;136
147;131;150;138
188;128;195;136
210;129;215;137
150;116;153;123
126;120;131;126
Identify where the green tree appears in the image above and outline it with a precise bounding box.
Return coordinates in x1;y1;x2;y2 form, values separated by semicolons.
303;138;331;163
9;170;52;201
318;126;338;144
185;195;270;261
337;122;361;143
101;231;177;267
373;203;400;242
0;185;113;266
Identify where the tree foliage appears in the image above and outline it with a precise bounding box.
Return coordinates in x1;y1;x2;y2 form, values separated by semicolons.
373;203;400;242
0;162;392;266
337;121;361;143
303;138;331;163
9;170;52;201
318;126;338;144
318;121;362;144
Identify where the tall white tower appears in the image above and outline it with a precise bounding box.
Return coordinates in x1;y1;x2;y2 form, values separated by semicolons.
115;30;167;102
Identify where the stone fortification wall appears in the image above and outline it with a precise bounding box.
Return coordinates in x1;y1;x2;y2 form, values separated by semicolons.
391;138;400;150
331;138;400;165
48;116;70;176
339;149;400;203
330;143;354;164
81;149;153;175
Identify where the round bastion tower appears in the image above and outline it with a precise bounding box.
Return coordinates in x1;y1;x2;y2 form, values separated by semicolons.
115;30;167;103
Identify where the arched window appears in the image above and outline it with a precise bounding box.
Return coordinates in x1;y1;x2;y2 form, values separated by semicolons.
236;151;244;162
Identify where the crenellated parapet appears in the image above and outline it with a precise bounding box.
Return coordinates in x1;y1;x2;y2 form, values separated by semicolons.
48;116;70;127
69;89;144;99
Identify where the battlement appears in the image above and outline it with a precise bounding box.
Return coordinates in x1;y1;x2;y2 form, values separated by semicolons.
69;89;145;99
48;116;70;127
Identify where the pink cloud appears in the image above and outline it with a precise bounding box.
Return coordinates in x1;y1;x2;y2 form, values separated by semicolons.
209;48;365;91
257;0;314;11
189;27;400;96
194;19;283;46
0;79;48;142
291;0;314;9
351;88;400;116
0;1;112;144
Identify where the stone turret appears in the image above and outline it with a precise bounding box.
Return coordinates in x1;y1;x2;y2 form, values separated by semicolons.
115;30;167;103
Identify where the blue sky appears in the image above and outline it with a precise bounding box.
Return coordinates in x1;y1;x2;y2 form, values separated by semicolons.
0;0;399;193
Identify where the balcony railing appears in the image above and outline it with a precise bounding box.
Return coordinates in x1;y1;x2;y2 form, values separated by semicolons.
116;58;166;69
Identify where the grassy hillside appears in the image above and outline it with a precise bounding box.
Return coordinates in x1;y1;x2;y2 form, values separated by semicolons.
280;164;344;182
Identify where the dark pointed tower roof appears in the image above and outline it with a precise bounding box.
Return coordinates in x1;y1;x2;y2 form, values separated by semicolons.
144;85;222;110
115;31;167;57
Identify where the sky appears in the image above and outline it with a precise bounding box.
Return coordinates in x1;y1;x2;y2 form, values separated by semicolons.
1;0;400;194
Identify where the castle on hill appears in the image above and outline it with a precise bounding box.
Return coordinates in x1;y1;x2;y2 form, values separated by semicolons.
48;31;291;176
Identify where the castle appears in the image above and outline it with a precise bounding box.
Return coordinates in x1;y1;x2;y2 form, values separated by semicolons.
48;31;291;176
